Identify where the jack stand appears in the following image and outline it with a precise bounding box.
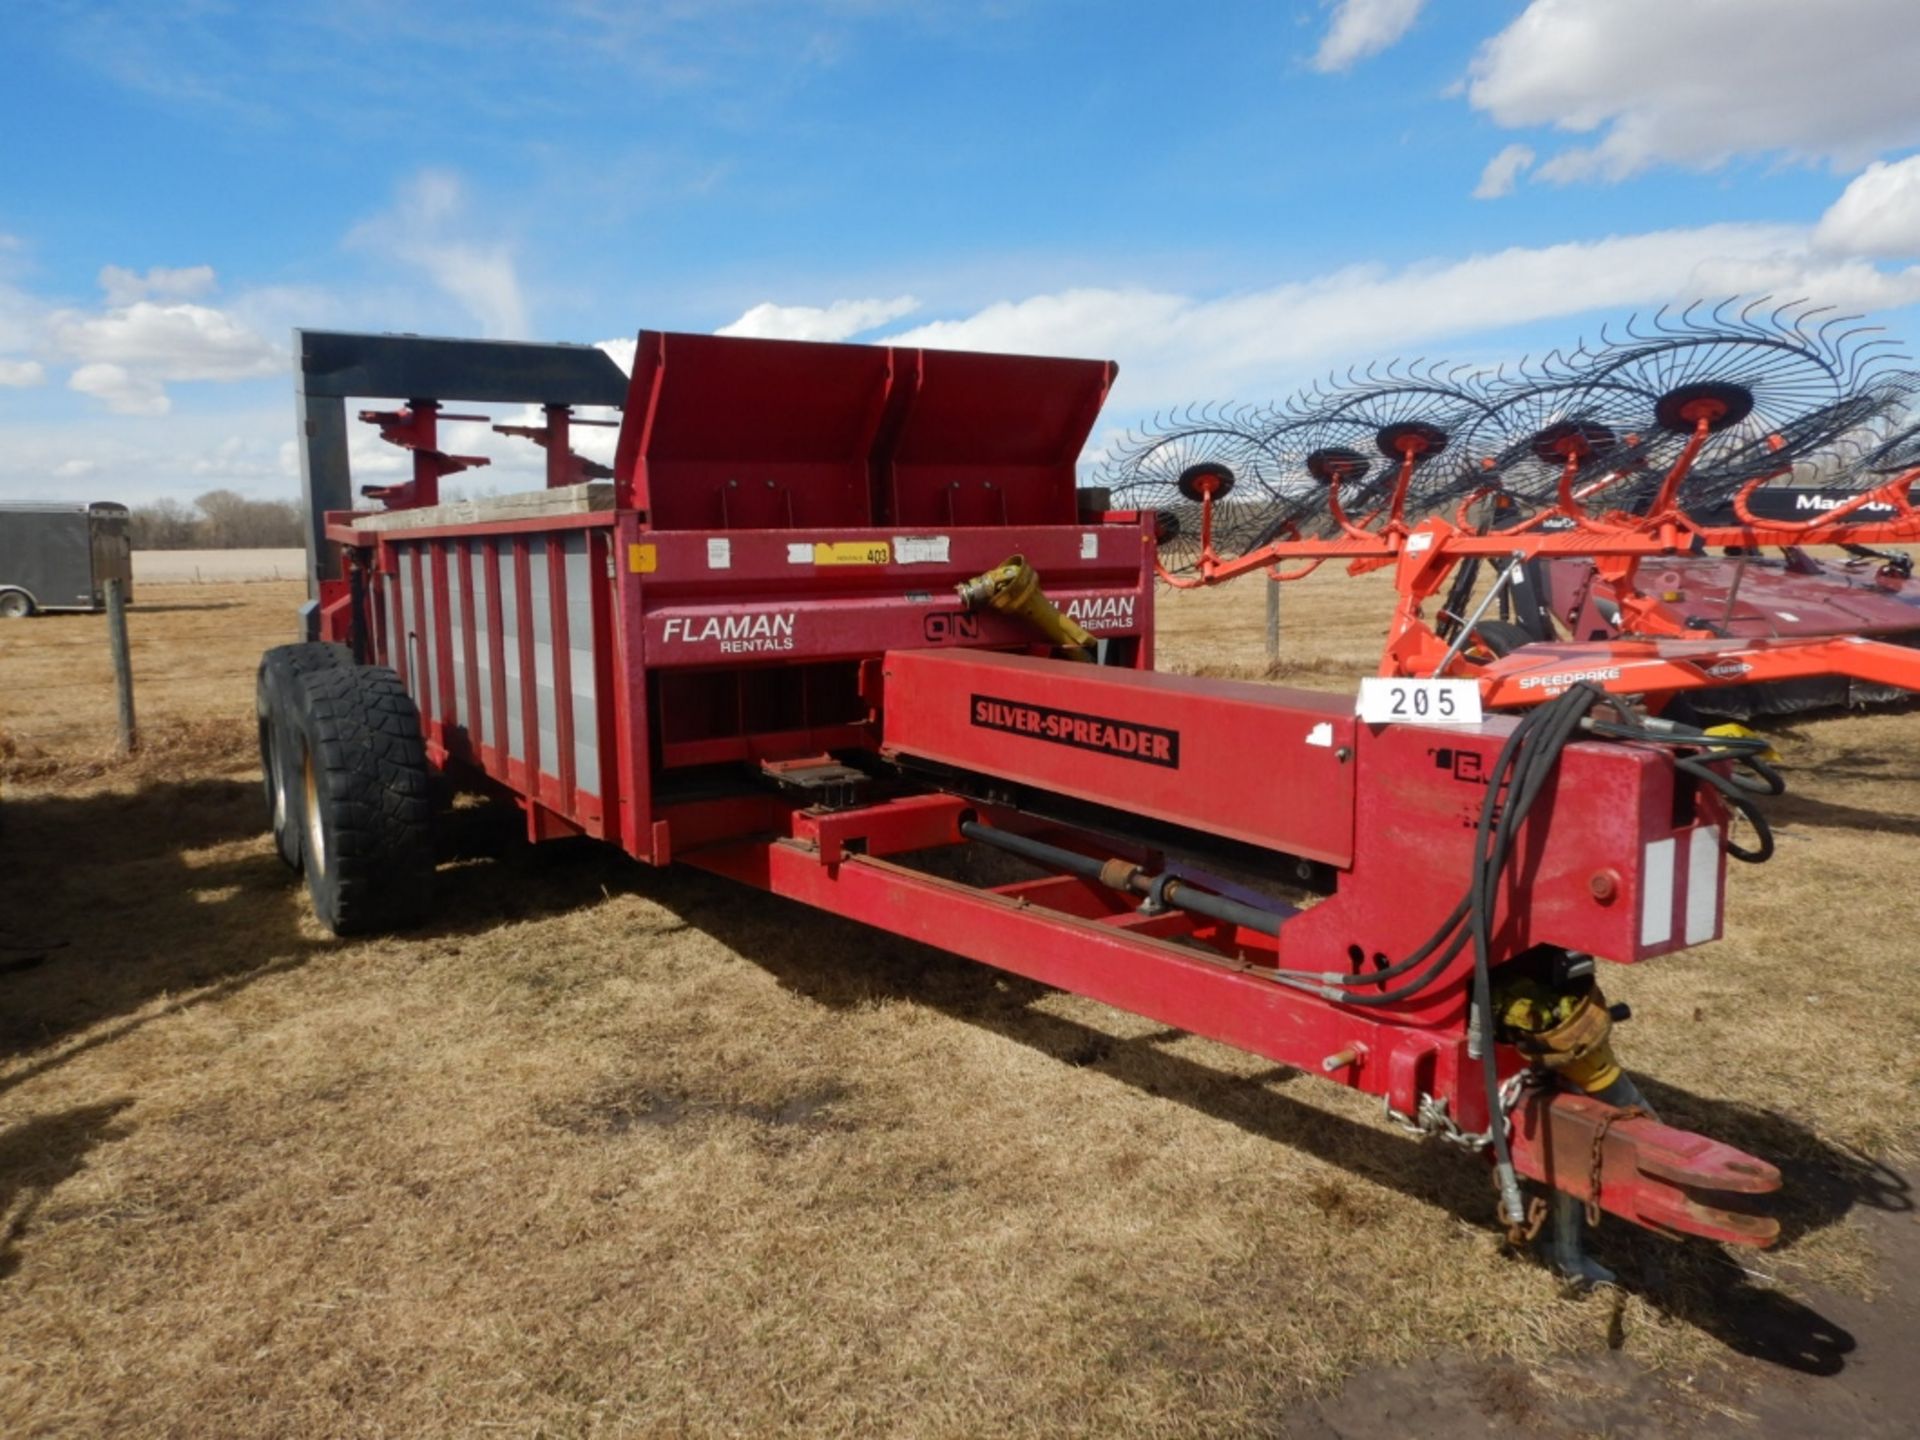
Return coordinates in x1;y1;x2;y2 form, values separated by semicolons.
1539;1070;1660;1288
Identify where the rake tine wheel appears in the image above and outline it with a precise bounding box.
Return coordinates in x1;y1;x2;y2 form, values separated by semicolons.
1263;371;1495;544
1569;299;1907;519
1096;406;1289;579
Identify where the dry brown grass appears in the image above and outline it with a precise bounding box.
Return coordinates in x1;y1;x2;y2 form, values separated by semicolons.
0;578;1914;1437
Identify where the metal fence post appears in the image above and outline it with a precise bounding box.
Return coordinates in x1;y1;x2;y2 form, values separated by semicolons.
106;578;137;755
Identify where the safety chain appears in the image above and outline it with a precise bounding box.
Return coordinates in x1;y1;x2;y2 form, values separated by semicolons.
1585;1103;1650;1227
1382;1069;1543;1153
1504;1192;1552;1248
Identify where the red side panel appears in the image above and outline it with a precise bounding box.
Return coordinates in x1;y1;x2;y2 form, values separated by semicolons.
614;331;894;530
879;648;1358;865
610;329;1115;533
878;346;1115;528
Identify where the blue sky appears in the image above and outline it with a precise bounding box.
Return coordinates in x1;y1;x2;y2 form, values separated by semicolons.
4;0;1920;502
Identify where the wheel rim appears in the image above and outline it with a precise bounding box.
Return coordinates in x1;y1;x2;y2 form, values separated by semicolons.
303;746;327;876
265;724;287;831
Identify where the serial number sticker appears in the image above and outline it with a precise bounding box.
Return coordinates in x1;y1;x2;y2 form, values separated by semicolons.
814;540;891;566
1356;677;1483;726
892;535;950;564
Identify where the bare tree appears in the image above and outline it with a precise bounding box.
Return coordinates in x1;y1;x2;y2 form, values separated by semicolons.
128;497;201;549
128;492;304;549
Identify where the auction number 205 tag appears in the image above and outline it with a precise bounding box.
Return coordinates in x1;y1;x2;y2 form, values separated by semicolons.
1355;677;1484;726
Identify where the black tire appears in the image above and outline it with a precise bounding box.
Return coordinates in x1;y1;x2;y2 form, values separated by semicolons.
0;590;34;620
1470;619;1537;659
256;643;352;869
290;665;434;935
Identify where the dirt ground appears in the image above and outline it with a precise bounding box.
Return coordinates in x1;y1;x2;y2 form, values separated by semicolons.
0;574;1916;1438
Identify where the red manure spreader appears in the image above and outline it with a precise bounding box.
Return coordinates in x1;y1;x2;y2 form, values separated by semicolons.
261;326;1790;1284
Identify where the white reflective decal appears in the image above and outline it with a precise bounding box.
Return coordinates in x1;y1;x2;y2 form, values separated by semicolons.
1685;826;1720;944
1641;837;1675;947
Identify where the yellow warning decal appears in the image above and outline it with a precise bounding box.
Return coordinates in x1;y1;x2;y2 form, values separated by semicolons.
628;542;657;574
813;540;891;566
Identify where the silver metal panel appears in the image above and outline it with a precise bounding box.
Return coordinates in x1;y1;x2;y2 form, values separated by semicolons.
563;532;599;794
530;541;558;779
469;546;489;749
398;560;420;700
499;542;524;762
422;545;442;718
447;543;468;734
384;572;402;677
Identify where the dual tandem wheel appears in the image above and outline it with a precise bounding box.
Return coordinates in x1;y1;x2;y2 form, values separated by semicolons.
255;643;434;934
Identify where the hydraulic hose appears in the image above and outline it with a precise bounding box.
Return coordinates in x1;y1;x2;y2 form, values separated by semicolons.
958;820;1284;938
1467;684;1598;1224
1585;714;1782;863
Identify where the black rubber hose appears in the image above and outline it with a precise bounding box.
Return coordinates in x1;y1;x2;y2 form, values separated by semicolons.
958;820;1284;938
957;816;1472;1006
958;819;1105;881
1676;757;1777;863
1468;685;1596;1222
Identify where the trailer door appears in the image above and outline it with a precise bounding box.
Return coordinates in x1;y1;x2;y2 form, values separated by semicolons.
90;504;132;605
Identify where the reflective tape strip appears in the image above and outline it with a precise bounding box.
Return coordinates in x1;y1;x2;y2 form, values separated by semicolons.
1685;826;1721;944
1641;837;1675;947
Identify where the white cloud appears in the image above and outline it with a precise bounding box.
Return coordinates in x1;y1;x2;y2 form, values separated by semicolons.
0;404;307;506
0;257;290;413
716;295;921;342
1814;155;1920;258
49;299;281;381
346;171;530;339
1473;144;1535;200
0;279;41;356
595;337;637;374
98;264;217;306
1313;0;1425;73
881;222;1920;416
1468;0;1920;182
69;362;171;416
1686;256;1920;313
